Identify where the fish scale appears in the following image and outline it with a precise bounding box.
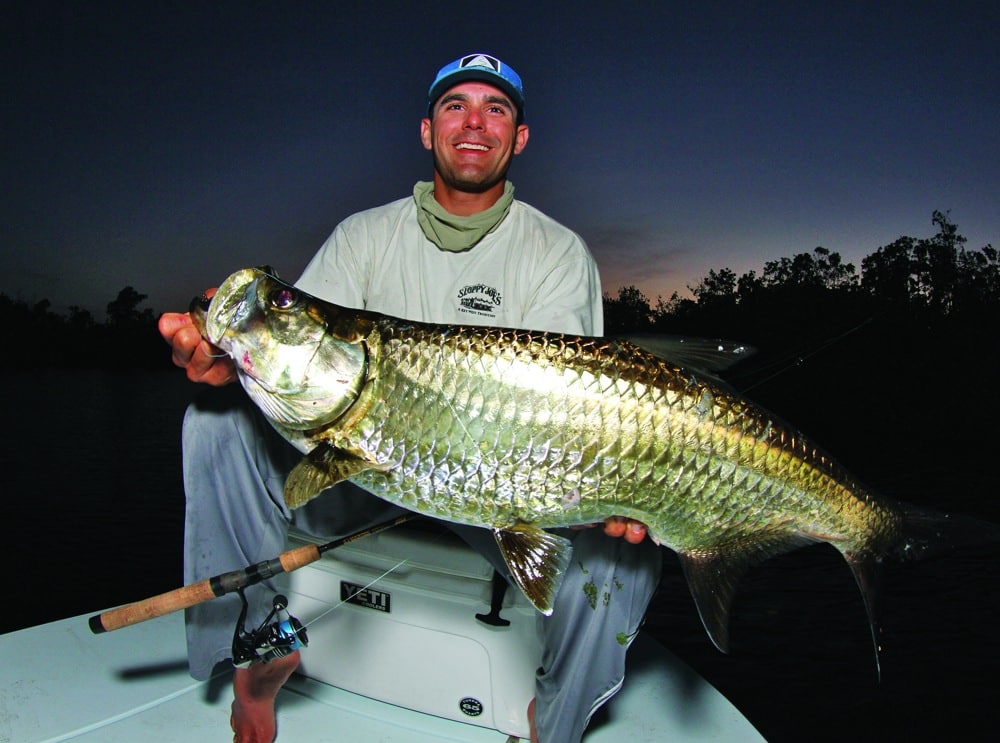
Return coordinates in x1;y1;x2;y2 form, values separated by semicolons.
191;266;981;672
399;334;663;524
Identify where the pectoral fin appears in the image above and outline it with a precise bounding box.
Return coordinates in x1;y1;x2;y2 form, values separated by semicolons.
285;444;393;509
493;524;573;616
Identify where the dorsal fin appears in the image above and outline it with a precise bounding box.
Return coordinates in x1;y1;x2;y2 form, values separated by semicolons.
625;334;754;373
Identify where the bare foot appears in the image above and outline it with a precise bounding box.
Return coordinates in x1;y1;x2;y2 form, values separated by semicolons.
230;650;300;742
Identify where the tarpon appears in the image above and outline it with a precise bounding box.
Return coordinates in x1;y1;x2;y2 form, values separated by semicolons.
190;266;991;673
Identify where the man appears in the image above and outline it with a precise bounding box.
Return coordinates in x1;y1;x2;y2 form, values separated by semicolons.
159;53;661;743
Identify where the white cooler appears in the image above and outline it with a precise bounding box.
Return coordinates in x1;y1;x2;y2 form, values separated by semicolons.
282;519;541;739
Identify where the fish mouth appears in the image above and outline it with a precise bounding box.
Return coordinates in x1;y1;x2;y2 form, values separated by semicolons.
188;292;212;336
201;267;265;345
203;267;320;392
199;266;368;429
190;291;212;314
186;267;282;388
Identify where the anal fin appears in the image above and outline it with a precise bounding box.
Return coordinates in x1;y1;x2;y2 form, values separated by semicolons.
677;551;747;654
679;533;816;653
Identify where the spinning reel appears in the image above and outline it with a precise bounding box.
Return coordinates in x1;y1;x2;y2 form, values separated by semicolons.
231;589;309;667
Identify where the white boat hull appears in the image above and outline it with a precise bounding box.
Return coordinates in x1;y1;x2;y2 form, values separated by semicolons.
1;523;765;742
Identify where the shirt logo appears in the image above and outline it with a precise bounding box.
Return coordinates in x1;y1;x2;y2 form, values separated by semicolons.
457;283;502;319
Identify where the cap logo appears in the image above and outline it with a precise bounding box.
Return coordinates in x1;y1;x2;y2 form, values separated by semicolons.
460;54;501;73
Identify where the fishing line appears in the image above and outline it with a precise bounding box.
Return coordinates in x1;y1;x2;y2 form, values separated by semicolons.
732;317;873;393
229;550;412;667
299;556;411;631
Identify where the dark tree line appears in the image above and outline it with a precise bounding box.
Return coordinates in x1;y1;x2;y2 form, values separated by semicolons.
604;210;998;340
2;285;166;369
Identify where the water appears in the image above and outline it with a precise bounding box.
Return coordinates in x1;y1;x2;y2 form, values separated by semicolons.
1;370;193;632
2;370;997;742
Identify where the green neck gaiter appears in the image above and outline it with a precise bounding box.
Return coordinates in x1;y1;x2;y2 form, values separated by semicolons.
413;180;515;252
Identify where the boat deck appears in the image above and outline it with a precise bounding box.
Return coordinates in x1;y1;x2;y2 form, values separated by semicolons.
2;608;763;742
3;523;764;741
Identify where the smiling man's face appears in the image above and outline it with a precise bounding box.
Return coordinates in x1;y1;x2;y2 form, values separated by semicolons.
421;81;529;197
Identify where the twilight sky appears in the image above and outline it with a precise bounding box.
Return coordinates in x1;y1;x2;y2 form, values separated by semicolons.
4;1;997;319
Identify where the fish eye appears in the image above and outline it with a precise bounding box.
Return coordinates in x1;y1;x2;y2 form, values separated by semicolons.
269;288;298;310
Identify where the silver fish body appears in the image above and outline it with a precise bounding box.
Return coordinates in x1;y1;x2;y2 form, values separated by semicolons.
191;267;943;668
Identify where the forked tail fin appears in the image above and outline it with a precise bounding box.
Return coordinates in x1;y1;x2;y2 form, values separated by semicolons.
844;551;886;681
850;505;1000;682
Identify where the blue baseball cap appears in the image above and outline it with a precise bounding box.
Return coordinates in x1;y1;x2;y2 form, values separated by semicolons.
427;53;525;117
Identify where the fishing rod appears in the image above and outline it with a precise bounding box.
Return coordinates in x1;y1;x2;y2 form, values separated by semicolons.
88;512;416;634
